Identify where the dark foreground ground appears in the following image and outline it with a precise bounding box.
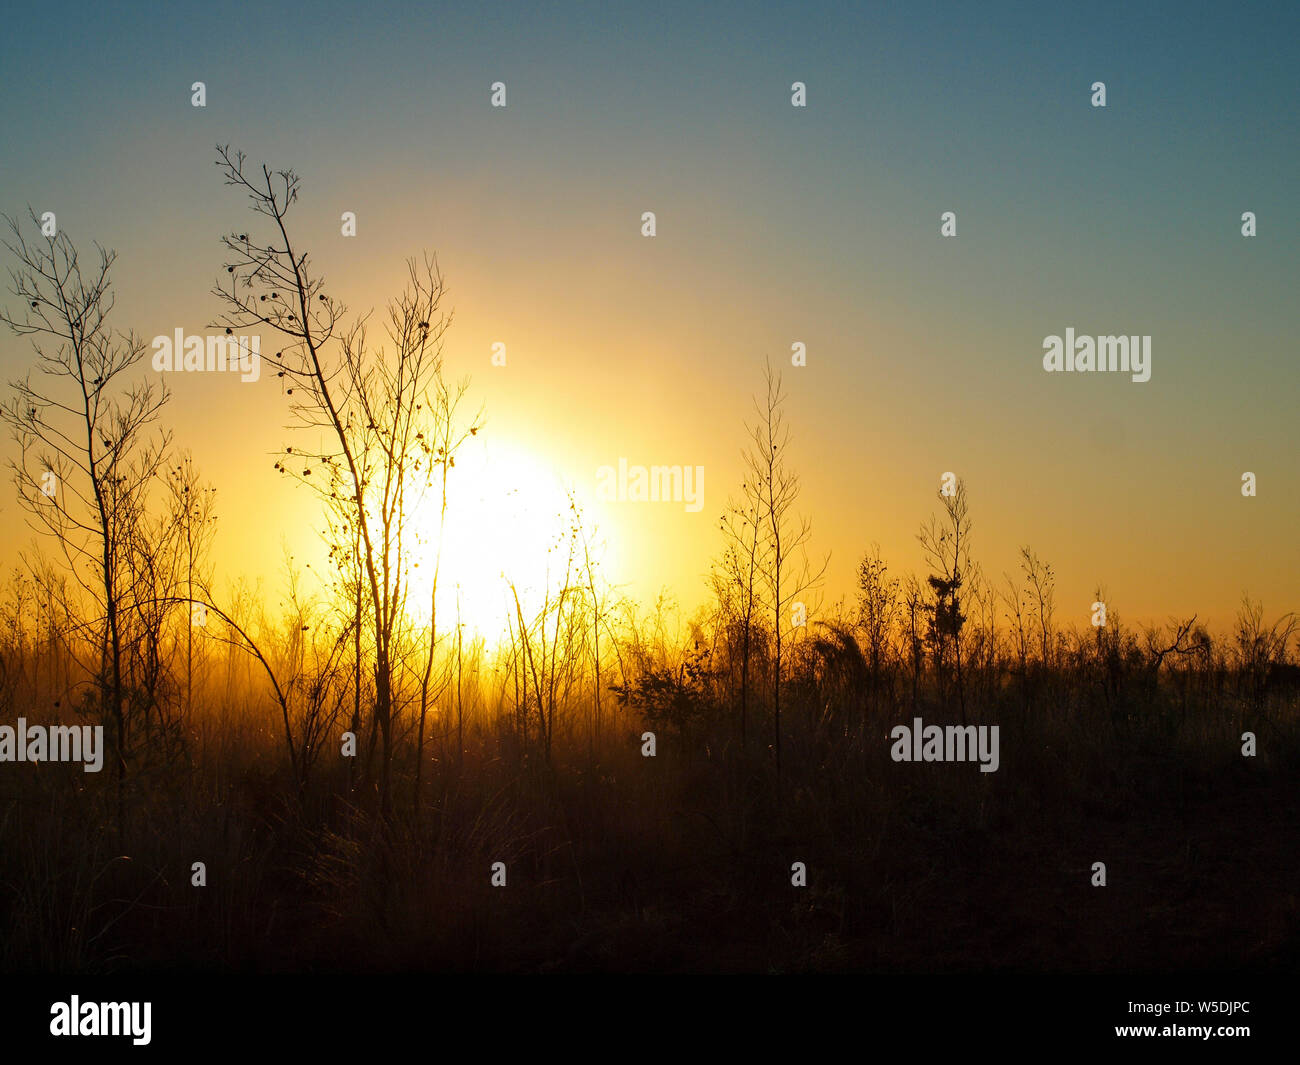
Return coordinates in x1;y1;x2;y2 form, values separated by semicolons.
2;698;1297;974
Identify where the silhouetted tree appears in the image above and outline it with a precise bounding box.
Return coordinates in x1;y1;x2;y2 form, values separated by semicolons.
918;479;972;721
0;211;170;806
212;146;478;816
743;360;825;776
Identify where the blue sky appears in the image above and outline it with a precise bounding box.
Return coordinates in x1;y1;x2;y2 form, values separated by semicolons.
1;1;1296;630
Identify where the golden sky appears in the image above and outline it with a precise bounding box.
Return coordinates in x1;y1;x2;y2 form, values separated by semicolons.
1;1;1295;636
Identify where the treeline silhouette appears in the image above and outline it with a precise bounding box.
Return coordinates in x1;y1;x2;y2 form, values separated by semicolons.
0;550;1296;973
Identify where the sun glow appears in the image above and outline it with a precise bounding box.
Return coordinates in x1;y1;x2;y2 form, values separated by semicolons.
405;437;605;638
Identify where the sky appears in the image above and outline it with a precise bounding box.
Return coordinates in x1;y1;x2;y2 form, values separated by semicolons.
0;0;1296;635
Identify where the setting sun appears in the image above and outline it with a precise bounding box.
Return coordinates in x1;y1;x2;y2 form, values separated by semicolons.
407;437;605;637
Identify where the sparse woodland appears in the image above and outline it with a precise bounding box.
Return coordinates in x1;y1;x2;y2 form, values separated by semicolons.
0;152;1296;974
